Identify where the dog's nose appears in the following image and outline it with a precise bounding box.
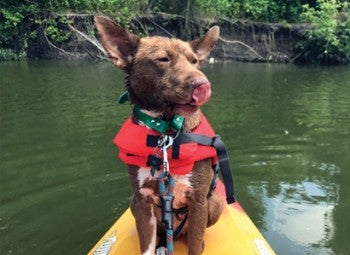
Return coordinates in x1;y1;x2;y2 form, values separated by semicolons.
192;77;210;87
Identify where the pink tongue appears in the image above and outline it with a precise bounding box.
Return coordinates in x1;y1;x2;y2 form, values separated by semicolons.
191;83;211;106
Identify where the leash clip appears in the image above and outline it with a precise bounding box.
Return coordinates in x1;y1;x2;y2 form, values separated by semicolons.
158;135;173;172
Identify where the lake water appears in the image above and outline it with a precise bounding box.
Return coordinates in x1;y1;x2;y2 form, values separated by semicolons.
1;61;349;255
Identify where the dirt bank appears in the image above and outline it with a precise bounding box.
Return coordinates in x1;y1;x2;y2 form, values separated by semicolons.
26;14;308;63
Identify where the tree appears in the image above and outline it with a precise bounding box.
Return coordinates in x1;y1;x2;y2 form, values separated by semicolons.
298;0;350;64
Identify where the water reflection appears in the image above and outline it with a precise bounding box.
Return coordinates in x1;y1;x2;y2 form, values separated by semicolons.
263;179;337;255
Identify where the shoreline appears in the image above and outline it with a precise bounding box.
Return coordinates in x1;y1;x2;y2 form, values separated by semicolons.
0;14;339;64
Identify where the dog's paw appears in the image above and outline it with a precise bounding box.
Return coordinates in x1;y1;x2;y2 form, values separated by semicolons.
155;246;167;255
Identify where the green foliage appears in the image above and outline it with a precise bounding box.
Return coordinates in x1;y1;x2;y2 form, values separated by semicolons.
298;0;350;63
0;0;147;59
0;4;33;46
151;0;305;22
194;0;306;22
1;8;24;29
239;0;271;20
0;48;26;61
45;17;72;43
194;0;232;19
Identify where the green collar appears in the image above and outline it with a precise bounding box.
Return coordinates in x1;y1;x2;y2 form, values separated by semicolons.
134;108;184;133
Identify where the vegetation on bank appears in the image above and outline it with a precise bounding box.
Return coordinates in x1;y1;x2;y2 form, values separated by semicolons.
0;0;349;64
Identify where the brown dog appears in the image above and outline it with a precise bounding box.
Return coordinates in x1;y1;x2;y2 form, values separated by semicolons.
94;16;224;255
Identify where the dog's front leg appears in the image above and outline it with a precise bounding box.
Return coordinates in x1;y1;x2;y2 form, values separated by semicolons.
129;166;158;255
187;194;208;255
130;195;157;255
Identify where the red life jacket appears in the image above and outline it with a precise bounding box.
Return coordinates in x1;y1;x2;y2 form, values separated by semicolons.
114;113;218;175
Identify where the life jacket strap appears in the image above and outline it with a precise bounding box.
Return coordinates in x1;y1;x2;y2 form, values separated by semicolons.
175;133;236;204
147;133;236;204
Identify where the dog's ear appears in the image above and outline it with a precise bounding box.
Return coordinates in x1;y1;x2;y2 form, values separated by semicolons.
190;26;220;63
94;16;140;69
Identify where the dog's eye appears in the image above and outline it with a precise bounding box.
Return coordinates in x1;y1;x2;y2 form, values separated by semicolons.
192;59;198;64
158;57;170;62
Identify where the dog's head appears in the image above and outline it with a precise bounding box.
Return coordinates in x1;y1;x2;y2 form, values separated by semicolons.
94;16;219;118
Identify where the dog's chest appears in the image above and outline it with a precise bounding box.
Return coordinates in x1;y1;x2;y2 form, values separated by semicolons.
137;167;192;207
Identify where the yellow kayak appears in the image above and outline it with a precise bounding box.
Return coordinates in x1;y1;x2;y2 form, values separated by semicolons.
88;180;275;255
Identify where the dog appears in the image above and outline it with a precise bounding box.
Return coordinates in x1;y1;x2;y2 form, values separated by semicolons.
94;16;225;255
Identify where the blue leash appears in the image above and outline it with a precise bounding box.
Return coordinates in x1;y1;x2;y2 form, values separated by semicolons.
159;171;174;255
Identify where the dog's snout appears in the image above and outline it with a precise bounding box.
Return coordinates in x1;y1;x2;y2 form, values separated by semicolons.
192;77;209;87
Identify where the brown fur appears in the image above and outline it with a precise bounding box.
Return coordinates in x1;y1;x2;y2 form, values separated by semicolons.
95;16;224;255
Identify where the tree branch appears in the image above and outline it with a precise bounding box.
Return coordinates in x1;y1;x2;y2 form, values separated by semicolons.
219;36;264;60
67;24;107;57
43;26;75;56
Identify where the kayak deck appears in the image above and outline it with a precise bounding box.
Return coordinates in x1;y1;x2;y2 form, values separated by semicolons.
88;180;275;255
